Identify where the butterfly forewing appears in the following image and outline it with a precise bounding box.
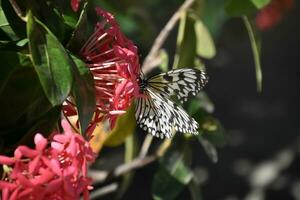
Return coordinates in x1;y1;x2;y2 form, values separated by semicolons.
135;68;208;138
147;68;208;103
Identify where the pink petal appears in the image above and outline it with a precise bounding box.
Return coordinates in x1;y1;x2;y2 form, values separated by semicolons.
61;119;75;135
34;133;48;151
49;159;62;176
0;155;15;165
28;156;40;174
17;173;34;187
8;187;19;200
46;178;62;194
2;188;9;200
0;181;17;190
16;146;38;158
51;141;64;152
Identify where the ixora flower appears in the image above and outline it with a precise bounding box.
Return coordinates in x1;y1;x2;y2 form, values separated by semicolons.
71;0;80;12
64;7;140;131
0;120;96;200
256;0;294;31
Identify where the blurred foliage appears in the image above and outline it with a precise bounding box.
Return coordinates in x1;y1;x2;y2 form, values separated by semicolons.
0;0;271;199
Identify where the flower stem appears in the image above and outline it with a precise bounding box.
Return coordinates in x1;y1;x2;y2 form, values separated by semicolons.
139;134;153;158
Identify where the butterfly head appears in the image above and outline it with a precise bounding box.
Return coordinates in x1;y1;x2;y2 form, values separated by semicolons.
137;76;147;93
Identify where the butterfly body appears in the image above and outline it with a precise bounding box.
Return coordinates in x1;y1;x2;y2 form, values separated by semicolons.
135;68;208;139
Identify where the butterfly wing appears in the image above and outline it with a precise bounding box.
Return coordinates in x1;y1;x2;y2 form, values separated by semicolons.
135;88;199;139
147;68;208;103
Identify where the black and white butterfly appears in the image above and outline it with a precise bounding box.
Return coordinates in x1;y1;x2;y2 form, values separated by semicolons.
135;68;208;139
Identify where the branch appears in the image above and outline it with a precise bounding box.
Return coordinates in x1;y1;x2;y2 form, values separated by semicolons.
142;0;195;74
89;155;158;184
9;0;26;21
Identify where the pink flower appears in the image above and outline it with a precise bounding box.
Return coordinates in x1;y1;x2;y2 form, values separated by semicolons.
71;0;80;12
256;0;294;31
0;120;96;200
64;7;141;131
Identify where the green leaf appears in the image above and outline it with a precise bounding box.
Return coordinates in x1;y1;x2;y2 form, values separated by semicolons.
0;66;54;148
199;116;227;148
173;11;197;69
225;0;257;16
70;55;95;134
243;16;262;92
201;0;229;36
27;11;73;106
104;105;136;146
188;178;203;200
67;2;96;53
153;140;193;200
197;135;218;163
0;5;17;40
0;51;29;94
194;19;216;59
251;0;271;9
31;1;66;42
16;106;61;146
0;0;26;40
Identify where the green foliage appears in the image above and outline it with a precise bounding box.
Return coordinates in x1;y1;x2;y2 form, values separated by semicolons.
0;0;270;198
71;55;95;134
153;139;193;200
27;12;73;106
225;0;270;16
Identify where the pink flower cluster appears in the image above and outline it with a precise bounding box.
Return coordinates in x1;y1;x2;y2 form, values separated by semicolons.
64;8;141;130
256;0;294;31
71;0;80;12
0;120;96;200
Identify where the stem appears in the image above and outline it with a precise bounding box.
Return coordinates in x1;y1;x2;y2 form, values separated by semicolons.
142;0;196;74
243;16;263;92
89;155;157;184
9;0;27;21
139;134;153;158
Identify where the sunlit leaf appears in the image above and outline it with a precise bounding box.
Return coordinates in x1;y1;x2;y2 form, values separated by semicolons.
0;5;17;40
88;122;107;153
173;11;197;69
251;0;271;9
104;105;136;146
194;19;216;59
27;11;73;106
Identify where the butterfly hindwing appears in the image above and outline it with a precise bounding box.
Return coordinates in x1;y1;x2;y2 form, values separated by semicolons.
147;68;208;103
135;88;199;139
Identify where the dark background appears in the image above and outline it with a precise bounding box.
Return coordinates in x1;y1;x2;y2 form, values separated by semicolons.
96;0;300;199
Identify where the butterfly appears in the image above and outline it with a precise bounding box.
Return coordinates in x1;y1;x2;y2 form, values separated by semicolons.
135;68;208;139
